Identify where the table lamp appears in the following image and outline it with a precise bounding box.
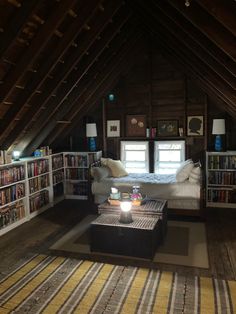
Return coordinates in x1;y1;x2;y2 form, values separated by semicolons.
86;123;97;152
119;199;133;224
212;119;225;152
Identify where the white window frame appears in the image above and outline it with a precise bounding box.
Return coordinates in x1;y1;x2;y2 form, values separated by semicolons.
154;140;185;174
121;141;149;173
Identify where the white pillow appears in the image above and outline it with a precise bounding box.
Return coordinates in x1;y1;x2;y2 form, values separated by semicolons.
100;157;111;166
106;159;128;178
176;159;194;182
189;166;201;183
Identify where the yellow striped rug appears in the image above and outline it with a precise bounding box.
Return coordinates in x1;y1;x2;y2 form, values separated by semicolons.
0;254;235;314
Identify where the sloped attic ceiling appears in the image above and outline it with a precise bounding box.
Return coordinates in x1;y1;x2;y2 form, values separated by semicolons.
0;0;235;155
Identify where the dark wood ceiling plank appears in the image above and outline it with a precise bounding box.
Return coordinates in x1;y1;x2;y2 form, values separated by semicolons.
0;0;39;57
23;31;143;154
132;5;236;119
48;35;145;147
0;0;102;142
152;1;236;89
149;0;236;77
153;28;236;118
4;10;132;150
195;0;236;37
167;0;236;62
0;0;78;103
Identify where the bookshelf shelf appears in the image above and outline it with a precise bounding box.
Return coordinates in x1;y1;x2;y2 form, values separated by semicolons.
206;151;236;208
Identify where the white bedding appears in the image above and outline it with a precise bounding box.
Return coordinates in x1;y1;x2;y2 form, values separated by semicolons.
92;173;200;204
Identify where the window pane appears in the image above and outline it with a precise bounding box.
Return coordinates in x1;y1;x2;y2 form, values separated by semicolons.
155;140;185;174
126;151;145;161
124;144;146;150
121;141;149;173
159;151;181;162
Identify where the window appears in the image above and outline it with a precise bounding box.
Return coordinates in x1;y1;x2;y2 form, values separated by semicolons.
121;141;149;173
154;140;185;174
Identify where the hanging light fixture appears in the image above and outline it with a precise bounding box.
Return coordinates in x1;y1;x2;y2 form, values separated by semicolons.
185;0;190;7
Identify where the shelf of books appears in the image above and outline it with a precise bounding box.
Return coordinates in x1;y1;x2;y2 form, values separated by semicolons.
206;151;236;208
64;151;102;200
51;153;64;204
0;161;28;236
27;157;53;218
0;151;102;236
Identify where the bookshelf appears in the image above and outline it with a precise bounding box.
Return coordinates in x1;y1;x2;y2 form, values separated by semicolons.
206;151;236;208
0;161;28;236
64;151;102;200
0;151;102;236
51;153;64;204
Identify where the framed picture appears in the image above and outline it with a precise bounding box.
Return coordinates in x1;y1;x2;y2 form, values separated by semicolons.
187;116;204;136
107;120;120;137
126;115;146;137
157;120;178;136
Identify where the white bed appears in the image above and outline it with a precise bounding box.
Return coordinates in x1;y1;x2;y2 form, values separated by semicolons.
91;172;201;212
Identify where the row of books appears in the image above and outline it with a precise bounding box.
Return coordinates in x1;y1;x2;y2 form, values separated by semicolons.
52;154;64;170
207;189;236;203
28;174;50;194
64;155;88;168
65;168;88;180
0;201;25;229
208;171;236;185
0;150;12;165
0;183;25;206
28;159;49;178
0;165;25;187
208;155;236;170
66;182;88;196
29;190;49;213
53;169;64;185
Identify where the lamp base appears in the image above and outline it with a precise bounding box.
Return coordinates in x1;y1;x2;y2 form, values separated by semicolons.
89;137;96;152
119;211;133;224
215;135;222;152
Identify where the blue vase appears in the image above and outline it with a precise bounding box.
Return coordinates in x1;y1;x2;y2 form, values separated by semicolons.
89;137;96;152
215;135;222;151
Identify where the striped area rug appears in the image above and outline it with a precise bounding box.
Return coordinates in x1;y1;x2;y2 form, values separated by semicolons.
0;254;235;314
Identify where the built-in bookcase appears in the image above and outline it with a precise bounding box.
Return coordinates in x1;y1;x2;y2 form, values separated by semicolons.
0;161;28;235
206;151;236;208
64;151;102;200
0;151;102;236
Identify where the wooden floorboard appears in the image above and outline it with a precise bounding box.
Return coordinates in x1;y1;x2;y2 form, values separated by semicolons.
0;200;235;280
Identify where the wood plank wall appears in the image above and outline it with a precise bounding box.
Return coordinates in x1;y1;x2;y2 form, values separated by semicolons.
104;39;207;165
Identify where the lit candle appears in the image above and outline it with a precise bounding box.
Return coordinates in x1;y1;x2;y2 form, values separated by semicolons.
111;187;118;194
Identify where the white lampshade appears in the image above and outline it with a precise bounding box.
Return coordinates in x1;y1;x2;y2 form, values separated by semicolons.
86;123;97;137
212;119;225;135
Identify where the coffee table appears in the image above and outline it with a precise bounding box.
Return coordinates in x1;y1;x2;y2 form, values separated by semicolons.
90;214;161;259
98;199;167;240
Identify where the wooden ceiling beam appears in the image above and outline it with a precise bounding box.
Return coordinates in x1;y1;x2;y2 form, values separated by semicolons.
152;1;236;89
21;22;139;154
151;26;236;118
195;0;236;37
0;0;78;103
133;2;236;117
5;9;132;150
48;35;145;147
166;0;236;62
0;0;102;142
0;0;123;148
0;0;39;57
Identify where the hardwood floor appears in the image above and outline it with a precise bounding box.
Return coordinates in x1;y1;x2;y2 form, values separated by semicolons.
0;200;235;281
